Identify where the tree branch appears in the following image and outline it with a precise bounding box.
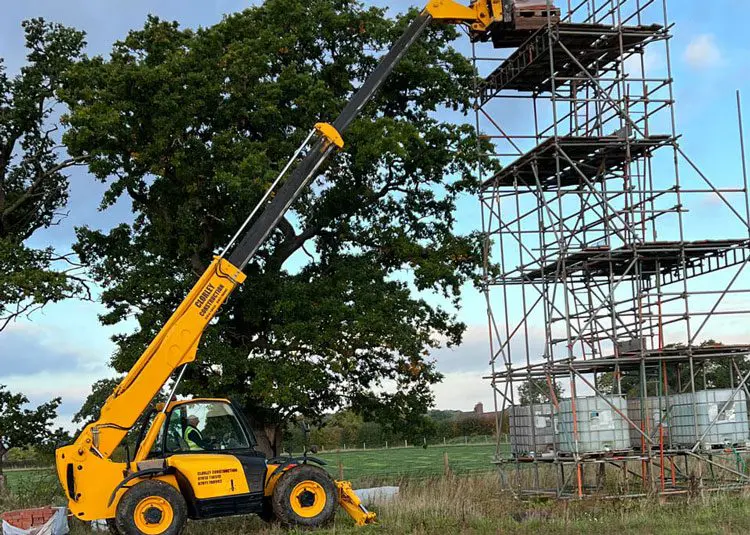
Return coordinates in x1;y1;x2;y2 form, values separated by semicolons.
2;155;87;218
125;183;150;206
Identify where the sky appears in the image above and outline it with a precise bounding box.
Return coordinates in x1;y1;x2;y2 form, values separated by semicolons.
1;0;749;430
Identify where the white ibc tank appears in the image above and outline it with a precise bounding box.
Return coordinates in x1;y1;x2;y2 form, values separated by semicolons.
555;396;630;454
669;389;749;449
509;404;554;456
627;397;669;450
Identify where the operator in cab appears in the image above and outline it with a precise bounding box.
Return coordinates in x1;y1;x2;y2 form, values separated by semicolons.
184;414;210;450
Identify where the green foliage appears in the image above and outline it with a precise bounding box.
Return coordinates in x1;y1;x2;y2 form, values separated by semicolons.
598;340;750;396
0;385;61;478
72;377;121;425
452;415;495;437
320;443;498;485
0;469;65;511
518;378;562;406
62;0;497;452
282;408;497;452
0;19;88;329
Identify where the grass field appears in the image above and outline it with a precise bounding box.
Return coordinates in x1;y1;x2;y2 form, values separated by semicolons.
4;450;750;534
318;443;503;484
4;469;50;488
1;444;503;494
5;473;750;534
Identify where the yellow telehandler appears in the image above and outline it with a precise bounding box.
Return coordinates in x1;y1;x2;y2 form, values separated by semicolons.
54;1;548;533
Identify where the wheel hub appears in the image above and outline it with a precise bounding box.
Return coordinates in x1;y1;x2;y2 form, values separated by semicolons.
133;495;174;535
143;507;163;525
298;489;316;508
290;480;327;519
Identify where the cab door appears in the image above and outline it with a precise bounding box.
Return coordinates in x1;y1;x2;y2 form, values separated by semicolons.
161;400;267;519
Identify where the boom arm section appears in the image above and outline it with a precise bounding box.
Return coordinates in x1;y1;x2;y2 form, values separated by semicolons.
69;0;492;462
74;258;245;458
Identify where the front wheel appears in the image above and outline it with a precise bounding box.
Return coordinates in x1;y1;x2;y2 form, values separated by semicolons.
114;480;187;535
106;519;122;535
271;465;337;528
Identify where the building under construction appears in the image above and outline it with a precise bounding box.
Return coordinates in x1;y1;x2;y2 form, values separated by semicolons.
475;0;750;497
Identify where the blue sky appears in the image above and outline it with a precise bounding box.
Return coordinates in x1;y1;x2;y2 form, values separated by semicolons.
1;1;749;428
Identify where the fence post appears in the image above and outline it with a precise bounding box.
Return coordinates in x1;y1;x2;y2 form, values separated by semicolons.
338;458;344;481
385;441;388;449
404;439;408;448
363;442;366;450
443;451;451;477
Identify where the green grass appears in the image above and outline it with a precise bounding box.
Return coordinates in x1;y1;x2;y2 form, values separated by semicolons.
1;469;62;511
75;475;750;534
4;456;750;534
318;443;504;484
0;444;502;493
4;469;53;488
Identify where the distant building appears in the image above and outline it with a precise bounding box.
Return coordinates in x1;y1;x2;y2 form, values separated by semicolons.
458;402;502;422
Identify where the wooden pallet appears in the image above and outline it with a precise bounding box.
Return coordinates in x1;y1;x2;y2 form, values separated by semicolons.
514;5;561;30
556;449;633;459
701;441;750;451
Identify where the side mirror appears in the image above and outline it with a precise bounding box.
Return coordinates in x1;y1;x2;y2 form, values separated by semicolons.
309;444;319;454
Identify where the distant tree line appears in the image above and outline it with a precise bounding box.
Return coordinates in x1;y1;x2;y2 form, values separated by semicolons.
281;409;502;453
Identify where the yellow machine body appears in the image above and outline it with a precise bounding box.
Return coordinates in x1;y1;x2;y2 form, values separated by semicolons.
57;394;371;524
425;0;504;31
56;256;245;520
166;455;251;499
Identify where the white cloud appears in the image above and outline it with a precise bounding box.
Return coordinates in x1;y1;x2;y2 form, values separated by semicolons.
433;371;493;412
431;324;490;374
684;34;722;69
623;47;663;79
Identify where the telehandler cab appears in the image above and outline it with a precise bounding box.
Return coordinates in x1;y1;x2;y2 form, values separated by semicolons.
55;1;552;533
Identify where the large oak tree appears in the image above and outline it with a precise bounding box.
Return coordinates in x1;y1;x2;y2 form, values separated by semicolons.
63;0;493;455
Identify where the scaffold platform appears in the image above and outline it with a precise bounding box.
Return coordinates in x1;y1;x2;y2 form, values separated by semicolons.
514;239;750;282
481;135;672;190
479;22;663;101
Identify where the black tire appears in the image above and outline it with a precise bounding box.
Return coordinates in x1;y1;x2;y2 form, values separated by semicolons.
258;497;276;523
115;480;188;535
271;464;337;528
106;519;122;535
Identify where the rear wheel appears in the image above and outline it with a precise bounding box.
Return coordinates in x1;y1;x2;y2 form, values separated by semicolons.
106;519;122;535
271;465;336;528
258;497;276;523
115;480;187;535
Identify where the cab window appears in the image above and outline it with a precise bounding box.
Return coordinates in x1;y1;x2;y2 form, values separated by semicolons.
165;401;251;453
135;410;166;459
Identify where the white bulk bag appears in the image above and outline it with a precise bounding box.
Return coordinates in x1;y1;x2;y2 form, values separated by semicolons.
2;507;68;535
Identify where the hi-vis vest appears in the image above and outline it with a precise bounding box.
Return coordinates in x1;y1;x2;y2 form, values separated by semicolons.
184;426;203;450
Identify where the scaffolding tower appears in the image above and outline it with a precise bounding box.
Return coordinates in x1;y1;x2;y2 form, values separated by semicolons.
475;0;750;498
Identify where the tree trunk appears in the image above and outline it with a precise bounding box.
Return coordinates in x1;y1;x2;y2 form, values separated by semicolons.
252;424;282;459
245;414;282;458
0;446;6;493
